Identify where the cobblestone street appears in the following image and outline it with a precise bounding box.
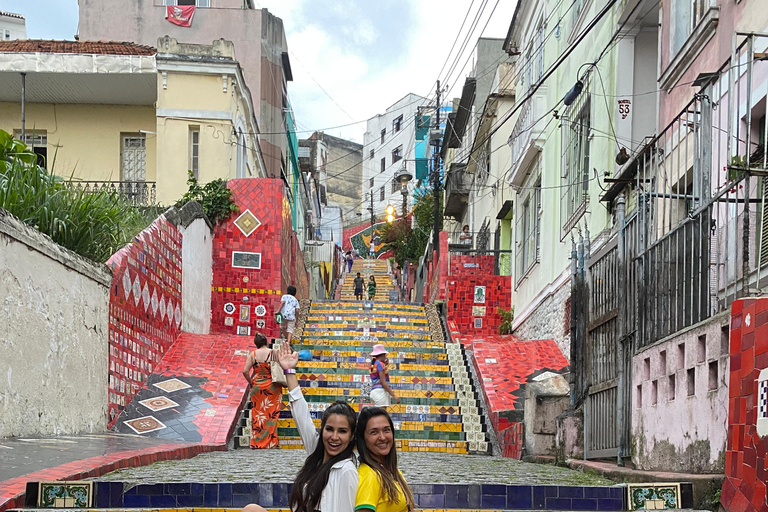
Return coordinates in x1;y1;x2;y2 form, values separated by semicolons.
95;449;614;486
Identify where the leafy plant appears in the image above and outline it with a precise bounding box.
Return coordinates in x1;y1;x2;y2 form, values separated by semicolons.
380;190;442;267
0;129;151;262
497;306;515;335
176;171;237;225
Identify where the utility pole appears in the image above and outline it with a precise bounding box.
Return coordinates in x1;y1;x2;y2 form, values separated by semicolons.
432;80;441;265
370;192;375;228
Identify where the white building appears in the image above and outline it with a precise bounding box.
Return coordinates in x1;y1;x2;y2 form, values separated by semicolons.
0;11;26;41
362;93;428;218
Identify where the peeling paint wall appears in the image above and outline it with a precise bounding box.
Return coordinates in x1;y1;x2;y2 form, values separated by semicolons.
0;210;111;437
179;216;212;335
631;312;731;472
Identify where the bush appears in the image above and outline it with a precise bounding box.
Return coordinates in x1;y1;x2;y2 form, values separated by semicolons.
176;171;237;225
0;129;151;262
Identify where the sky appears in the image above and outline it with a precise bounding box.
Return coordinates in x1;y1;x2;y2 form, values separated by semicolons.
0;0;517;142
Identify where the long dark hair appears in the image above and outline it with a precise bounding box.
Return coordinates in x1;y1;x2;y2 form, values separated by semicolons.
355;407;415;510
289;401;357;512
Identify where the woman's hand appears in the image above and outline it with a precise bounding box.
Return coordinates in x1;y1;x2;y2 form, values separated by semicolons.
277;342;299;370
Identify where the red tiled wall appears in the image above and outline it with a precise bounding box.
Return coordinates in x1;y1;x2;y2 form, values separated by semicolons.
211;179;309;340
470;335;569;459
106;215;183;427
722;298;768;512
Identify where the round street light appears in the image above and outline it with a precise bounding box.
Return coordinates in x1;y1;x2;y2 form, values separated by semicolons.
394;165;413;217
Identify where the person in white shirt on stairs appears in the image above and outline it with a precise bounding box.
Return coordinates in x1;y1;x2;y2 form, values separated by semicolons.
279;285;300;344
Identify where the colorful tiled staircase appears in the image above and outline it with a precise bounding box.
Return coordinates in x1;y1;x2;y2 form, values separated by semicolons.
235;278;490;453
337;259;397;301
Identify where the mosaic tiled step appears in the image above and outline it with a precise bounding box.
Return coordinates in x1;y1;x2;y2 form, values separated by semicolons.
277;410;466;423
278;437;470;453
295;368;454;378
293;375;455;385
277;426;468;441
296;361;451;372
300;394;466;407
295;379;455;391
299;339;447;349
311;304;426;313
277;418;466;431
295;346;450;358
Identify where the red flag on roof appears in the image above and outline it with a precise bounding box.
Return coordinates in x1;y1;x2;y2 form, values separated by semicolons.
166;5;195;27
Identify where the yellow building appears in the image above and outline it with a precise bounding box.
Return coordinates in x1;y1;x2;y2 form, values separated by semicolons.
0;38;266;206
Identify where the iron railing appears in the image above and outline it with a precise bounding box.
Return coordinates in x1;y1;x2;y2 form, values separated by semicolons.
67;180;157;207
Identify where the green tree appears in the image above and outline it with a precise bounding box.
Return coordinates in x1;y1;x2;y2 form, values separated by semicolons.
0;130;152;262
176;171;238;225
381;190;442;267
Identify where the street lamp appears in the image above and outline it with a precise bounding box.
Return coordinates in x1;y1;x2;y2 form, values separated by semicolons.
394;164;413;218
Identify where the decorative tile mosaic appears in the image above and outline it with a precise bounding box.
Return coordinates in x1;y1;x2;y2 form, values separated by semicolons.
38;481;93;508
123;416;167;434
138;396;179;412
233;209;262;237
722;297;768;512
154;378;191;393
106;214;183;428
626;483;681;510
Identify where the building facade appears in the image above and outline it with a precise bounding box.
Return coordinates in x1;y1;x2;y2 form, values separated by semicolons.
0;39;265;206
0;11;26;41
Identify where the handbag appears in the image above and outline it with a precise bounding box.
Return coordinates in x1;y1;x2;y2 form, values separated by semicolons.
269;346;287;387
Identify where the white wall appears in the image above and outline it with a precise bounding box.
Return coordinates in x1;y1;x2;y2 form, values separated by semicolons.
631;312;730;472
0;209;111;437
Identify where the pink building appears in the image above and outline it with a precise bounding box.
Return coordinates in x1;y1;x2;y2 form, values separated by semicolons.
78;0;293;180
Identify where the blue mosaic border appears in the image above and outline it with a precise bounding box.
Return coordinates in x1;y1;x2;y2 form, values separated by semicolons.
93;482;626;510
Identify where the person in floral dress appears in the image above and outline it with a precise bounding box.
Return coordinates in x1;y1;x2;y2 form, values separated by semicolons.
242;332;282;449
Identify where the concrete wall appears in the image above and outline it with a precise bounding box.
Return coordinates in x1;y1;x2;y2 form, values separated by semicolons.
166;202;213;335
0;102;157;182
631;311;731;473
0;209;111;437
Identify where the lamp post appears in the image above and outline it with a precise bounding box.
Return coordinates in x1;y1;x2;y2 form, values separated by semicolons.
394;165;413;218
385;204;395;224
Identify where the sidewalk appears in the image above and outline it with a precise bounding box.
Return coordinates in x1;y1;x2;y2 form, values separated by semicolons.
0;434;223;512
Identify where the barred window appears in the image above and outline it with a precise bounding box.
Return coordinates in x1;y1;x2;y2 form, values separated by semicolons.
561;78;590;235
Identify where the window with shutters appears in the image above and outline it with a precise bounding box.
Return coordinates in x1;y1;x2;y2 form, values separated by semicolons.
189;126;200;179
391;177;400;193
369;177;374;188
561;78;590;235
380;129;386;144
393;115;403;133
516;156;541;286
14;130;47;168
758;115;768;268
379;186;385;202
392;145;403;164
120;134;146;182
380;157;386;173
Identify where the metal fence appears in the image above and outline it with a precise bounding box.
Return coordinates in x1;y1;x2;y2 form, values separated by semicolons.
67;180;157;207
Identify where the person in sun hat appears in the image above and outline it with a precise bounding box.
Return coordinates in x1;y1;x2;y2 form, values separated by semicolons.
369;344;399;407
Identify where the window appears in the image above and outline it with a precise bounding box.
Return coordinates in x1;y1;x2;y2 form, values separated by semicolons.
515;157;541;284
235;129;247;178
535;20;545;81
4;30;10;41
392;145;403;164
391;178;400;193
121;134;147;181
671;0;709;56
393;115;403;133
15;130;47;168
189;127;200;179
167;0;210;6
379;186;385;202
561;79;590;233
369;149;374;160
380;157;386;173
380;129;386;144
369;177;374;188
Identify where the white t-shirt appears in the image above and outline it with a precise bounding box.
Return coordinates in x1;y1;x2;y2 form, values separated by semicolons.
281;294;299;320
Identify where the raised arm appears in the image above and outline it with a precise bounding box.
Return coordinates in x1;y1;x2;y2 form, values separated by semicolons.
277;343;319;453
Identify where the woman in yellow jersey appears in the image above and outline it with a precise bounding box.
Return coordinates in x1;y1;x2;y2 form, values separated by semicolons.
354;407;415;512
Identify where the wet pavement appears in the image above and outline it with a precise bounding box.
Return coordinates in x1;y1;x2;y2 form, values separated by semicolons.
93;449;615;486
0;433;187;483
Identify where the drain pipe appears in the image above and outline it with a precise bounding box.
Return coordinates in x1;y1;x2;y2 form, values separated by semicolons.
20;73;26;140
616;194;626;467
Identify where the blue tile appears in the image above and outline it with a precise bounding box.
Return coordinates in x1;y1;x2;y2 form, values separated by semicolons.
94;482;110;508
123;485;137;495
597;498;624;510
219;483;233;507
177;495;203;507
109;483;123;507
273;483;290;507
507;485;533;508
571;498;599;510
482;484;507;495
431;484;444;494
417;494;445;508
136;483;164;495
482;494;507;509
258;483;273;507
190;483;204;496
608;487;624;499
559;486;585;498
533;486;558;508
233;483;252;494
232;494;254;508
468;484;482;508
445;484;469;508
204;485;218;507
411;484;433;494
123;494;149;507
546;497;574;509
165;483;191;495
585;487;610;499
149;495;176;507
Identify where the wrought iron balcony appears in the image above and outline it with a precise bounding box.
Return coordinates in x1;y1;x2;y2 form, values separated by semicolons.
67;180;157;207
444;163;471;219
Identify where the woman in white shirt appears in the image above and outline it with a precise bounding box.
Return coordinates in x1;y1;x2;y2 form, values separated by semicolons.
277;342;358;512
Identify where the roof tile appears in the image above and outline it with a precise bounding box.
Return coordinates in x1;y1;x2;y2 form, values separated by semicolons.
0;40;156;56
